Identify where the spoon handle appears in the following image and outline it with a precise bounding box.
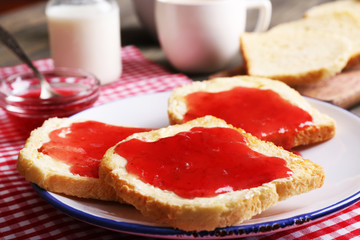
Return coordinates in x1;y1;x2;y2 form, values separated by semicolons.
0;25;59;99
0;25;43;78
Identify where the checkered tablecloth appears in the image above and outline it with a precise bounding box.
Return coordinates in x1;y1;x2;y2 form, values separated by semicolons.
1;46;359;240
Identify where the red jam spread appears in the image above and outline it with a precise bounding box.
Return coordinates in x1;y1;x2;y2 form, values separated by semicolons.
38;121;150;178
184;87;315;149
115;127;293;199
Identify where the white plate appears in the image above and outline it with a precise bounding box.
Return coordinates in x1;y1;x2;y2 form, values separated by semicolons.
33;91;360;239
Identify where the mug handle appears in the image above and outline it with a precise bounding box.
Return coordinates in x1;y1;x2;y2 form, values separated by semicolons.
244;0;272;32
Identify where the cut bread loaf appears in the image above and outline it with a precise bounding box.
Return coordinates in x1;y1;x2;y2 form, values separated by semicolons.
240;30;352;86
240;1;360;85
17;117;148;201
305;0;360;19
269;12;360;69
168;76;336;150
99;116;325;231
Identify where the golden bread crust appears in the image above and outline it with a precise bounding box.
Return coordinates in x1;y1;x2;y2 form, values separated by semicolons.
167;76;336;149
99;116;325;231
17;117;122;202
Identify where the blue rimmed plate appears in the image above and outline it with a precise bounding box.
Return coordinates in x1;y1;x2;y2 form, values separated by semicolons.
33;91;360;238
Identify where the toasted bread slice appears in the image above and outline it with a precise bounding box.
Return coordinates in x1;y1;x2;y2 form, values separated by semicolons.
168;76;335;149
99;116;325;231
240;30;352;85
17;117;149;201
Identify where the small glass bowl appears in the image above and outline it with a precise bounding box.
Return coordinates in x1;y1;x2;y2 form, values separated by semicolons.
0;67;100;133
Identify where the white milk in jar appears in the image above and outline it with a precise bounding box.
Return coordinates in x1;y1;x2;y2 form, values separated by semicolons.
46;0;121;84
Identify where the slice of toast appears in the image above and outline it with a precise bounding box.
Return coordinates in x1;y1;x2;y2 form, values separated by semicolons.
168;76;335;150
240;30;352;86
99;116;325;231
17;117;149;201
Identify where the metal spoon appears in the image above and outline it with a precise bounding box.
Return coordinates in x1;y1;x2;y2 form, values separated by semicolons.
0;25;60;99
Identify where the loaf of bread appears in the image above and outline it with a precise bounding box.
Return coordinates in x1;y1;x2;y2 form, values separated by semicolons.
168;76;336;150
99;116;325;231
240;30;352;85
305;0;360;19
240;0;360;85
17;117;149;201
269;12;360;69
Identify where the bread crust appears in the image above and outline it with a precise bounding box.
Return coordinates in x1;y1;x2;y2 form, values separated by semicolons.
17;117;123;202
100;116;325;231
167;76;336;149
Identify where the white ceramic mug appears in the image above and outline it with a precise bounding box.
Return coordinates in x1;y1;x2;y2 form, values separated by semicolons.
155;0;272;74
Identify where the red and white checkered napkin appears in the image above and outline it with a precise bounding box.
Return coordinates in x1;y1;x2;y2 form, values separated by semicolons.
0;45;359;239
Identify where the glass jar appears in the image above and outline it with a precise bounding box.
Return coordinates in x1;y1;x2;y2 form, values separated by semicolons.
0;68;100;134
46;0;121;85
